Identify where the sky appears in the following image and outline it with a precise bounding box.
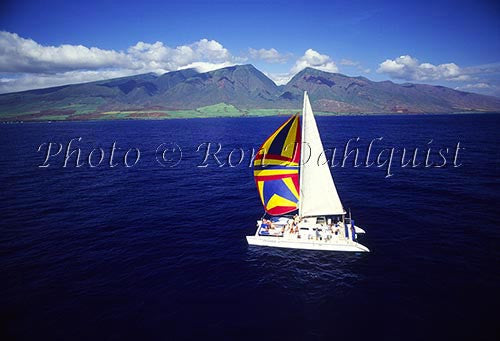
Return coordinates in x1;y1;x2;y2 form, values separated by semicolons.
0;0;499;96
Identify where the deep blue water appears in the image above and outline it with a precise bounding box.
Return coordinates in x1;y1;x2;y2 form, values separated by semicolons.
1;114;499;340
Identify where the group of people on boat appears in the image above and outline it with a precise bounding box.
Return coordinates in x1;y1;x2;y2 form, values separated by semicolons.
260;219;276;231
260;215;350;240
285;214;301;234
311;220;343;241
260;215;301;235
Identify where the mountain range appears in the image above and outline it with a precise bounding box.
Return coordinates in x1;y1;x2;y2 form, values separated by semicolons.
1;64;500;121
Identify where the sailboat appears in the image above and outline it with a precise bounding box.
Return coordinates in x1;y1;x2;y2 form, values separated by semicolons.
246;91;369;252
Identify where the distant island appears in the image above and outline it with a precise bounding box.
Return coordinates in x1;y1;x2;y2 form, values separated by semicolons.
1;64;499;122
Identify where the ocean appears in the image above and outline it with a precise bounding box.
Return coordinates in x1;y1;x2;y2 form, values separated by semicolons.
1;114;499;340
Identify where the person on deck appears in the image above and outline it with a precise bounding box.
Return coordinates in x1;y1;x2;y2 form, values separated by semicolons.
261;219;269;231
268;220;276;229
286;218;293;234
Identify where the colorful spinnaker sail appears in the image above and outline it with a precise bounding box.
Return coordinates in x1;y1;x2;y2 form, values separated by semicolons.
253;114;301;215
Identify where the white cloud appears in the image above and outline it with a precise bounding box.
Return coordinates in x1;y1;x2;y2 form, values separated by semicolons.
193;39;232;62
454;82;500;97
0;31;237;75
455;82;491;90
340;58;371;74
248;48;289;63
265;49;340;85
125;38;236;73
263;72;292;86
0;70;138;94
0;31;241;93
340;59;359;66
179;61;236;73
290;49;338;74
377;55;470;81
0;32;130;73
461;62;500;76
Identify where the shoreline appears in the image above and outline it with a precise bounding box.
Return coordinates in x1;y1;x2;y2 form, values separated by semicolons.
1;110;499;124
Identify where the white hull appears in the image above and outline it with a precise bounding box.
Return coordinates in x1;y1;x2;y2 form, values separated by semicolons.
246;235;369;252
246;218;369;253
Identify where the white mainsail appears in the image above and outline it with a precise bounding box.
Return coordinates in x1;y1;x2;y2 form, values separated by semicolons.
299;91;345;217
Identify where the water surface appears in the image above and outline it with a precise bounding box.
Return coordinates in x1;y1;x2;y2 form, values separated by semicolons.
1;114;499;340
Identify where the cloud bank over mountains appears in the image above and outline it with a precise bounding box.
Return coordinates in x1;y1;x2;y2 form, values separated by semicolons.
377;55;468;81
0;32;238;74
264;49;341;86
376;55;500;96
0;31;498;97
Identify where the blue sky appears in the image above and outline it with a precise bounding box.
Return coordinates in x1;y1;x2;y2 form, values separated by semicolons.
1;0;499;95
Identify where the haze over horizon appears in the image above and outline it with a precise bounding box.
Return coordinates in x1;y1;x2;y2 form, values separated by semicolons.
0;0;499;96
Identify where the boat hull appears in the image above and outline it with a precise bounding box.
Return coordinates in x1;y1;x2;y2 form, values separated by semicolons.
246;235;369;252
354;225;365;234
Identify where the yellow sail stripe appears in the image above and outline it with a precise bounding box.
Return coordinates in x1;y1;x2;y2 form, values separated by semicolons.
282;177;299;200
281;116;299;159
266;193;298;210
254;169;298;177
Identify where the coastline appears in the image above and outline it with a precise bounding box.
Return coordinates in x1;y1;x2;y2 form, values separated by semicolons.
1;109;498;124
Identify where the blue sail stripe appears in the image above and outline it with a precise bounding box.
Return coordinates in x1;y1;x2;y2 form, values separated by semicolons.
263;178;298;205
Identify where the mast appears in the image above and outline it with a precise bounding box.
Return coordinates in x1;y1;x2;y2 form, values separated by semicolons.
298;91;307;217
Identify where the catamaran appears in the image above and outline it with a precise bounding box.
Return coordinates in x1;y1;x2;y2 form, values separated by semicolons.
246;91;369;252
